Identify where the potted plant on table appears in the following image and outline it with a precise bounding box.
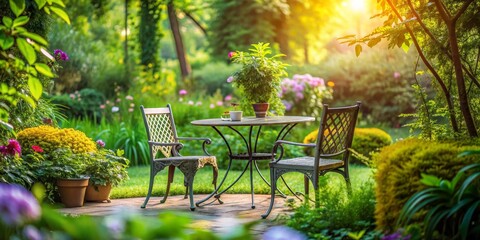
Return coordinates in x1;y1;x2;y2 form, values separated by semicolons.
228;42;288;117
84;140;129;202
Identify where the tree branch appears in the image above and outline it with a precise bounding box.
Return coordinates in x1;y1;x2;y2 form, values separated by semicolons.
182;11;208;36
453;0;474;22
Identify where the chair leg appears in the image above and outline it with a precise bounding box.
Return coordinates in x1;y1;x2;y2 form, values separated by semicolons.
345;177;352;195
141;168;156;208
261;167;276;219
186;177;195;211
161;165;175;203
304;175;309;195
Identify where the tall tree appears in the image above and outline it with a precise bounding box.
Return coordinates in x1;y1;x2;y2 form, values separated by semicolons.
344;0;480;137
209;0;289;60
139;0;163;73
167;0;191;79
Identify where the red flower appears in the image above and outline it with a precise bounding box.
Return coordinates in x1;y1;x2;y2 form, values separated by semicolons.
228;51;236;58
0;139;21;156
32;145;44;153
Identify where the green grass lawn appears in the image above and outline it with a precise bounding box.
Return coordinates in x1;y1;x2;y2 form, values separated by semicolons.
111;164;374;199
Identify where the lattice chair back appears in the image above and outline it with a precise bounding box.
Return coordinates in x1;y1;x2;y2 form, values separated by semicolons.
314;102;361;162
140;105;178;158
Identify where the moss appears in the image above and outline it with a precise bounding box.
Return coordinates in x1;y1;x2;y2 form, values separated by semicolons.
373;138;480;232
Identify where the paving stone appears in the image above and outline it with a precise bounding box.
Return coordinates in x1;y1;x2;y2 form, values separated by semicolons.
58;194;295;239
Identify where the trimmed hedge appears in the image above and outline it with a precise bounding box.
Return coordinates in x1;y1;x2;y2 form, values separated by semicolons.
303;127;392;165
373;138;480;232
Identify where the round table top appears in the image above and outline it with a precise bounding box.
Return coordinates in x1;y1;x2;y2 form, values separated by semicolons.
191;116;315;127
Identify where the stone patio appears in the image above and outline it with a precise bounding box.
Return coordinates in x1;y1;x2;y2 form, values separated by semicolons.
59;194;295;238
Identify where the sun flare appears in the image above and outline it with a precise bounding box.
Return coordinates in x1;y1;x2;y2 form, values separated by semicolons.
349;0;367;12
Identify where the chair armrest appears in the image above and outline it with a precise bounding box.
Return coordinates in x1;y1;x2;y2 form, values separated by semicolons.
148;141;182;147
176;137;213;156
272;140;316;163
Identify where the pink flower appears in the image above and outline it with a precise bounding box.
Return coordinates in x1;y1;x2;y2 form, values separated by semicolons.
179;89;188;96
209;104;215;109
96;140;105;148
31;145;43;153
393;72;401;79
0;139;22;156
226;76;234;83
116;98;121;103
216;101;224;106
100;104;106;109
125;95;134;100
196;101;202;106
224;95;232;101
228;51;236;58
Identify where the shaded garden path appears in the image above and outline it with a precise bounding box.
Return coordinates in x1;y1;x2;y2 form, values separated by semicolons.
59;194;294;238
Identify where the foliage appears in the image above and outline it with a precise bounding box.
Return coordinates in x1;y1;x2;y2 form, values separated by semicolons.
322;48;416;126
280;74;333;118
17;125;97;154
0;0;69;132
50;88;106;120
85;148;130;187
229;42;287;115
303;127;392;165
397;160;480;240
33;148;89;179
208;0;288;61
342;0;480;137
0;139;35;187
0;183;265;240
138;0;163;73
373;138;480;232
192;61;239;96
285;181;379;239
351;128;392;165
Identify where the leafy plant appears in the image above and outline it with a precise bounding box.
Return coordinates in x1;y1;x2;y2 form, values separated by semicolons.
397;159;480;240
229;42;287;116
85;149;130;187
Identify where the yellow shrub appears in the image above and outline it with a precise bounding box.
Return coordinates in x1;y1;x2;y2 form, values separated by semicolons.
17;125;97;154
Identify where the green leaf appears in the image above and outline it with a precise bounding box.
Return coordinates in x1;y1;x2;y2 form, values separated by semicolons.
28;76;43;100
355;44;362;57
18;93;36;108
0;32;14;50
19;32;48;46
16;38;36;64
401;42;410;53
50;0;66;7
34;63;54;77
2;17;13;28
9;0;26;17
420;173;441;186
460;200;480;240
50;6;70;24
12;16;29;28
34;0;47;8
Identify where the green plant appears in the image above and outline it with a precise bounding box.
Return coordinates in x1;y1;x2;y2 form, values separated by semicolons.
373;138;480;232
229;42;287;116
85;148;130;187
285;181;377;239
50;88;106;120
397;160;480;240
38;148;89;179
351;128;392;165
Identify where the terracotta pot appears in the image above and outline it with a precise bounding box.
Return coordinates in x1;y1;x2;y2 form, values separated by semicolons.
56;178;89;208
252;103;269;118
85;184;112;203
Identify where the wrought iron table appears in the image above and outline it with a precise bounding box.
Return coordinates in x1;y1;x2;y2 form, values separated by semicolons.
191;116;315;209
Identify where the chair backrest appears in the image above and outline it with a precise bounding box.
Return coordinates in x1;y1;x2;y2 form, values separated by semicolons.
140;104;178;158
314;102;361;167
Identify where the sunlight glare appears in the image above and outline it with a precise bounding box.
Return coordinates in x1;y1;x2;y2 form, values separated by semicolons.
350;0;367;12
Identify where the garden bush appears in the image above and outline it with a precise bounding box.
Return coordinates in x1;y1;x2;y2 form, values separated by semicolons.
192;61;239;96
303;127;392;165
50;88;106;121
286;181;380;239
17;125;97;154
374;138;480;232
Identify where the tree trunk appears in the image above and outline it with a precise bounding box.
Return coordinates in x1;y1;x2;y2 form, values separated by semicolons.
448;22;478;137
167;1;190;80
303;37;309;64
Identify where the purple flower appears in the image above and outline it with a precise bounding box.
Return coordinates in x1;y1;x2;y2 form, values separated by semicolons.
393;72;401;79
23;225;42;240
224;95;232;101
0;183;41;226
282;100;293;111
263;226;307;240
179;89;188;96
382;230;411;240
96;140;106;148
0;139;22;156
53;49;69;61
226;76;234;83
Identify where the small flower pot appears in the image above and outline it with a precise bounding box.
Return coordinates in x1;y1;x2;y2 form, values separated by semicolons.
56;178;89;208
252;103;269;118
85;183;112;203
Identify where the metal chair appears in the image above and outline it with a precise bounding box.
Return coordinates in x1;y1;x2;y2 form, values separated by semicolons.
261;102;361;218
140;104;218;211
